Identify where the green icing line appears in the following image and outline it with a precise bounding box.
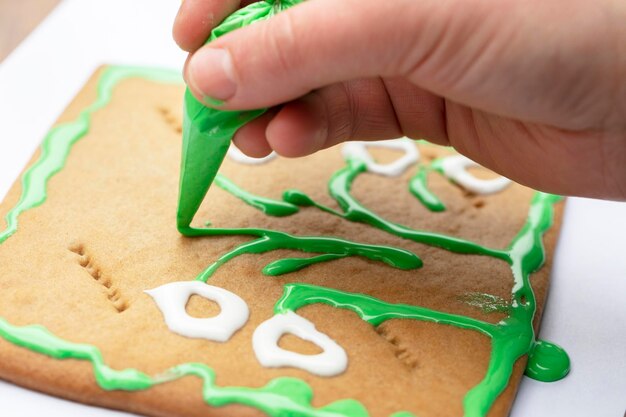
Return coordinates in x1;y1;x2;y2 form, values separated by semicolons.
166;364;372;417
0;318;380;416
263;253;347;276
214;174;299;217
0;318;153;391
0;66;181;245
275;284;495;334
409;166;446;212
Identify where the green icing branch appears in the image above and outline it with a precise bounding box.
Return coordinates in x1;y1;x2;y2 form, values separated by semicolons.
178;227;422;281
282;158;510;261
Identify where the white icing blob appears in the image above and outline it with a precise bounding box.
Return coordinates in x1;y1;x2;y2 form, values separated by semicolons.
341;138;419;176
439;155;512;195
145;281;249;342
253;311;348;377
227;144;277;165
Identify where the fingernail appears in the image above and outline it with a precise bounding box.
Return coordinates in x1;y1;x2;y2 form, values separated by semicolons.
187;48;236;104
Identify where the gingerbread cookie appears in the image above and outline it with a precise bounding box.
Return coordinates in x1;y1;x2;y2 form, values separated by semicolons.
0;66;567;417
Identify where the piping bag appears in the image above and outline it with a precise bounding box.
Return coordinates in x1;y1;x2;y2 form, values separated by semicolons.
177;0;304;233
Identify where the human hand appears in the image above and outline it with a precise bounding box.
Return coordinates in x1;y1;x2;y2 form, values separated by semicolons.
174;0;626;200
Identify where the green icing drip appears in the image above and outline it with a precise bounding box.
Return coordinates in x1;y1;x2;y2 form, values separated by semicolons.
525;339;571;382
459;292;510;314
214;174;299;217
409;167;446;212
263;253;347;276
283;189;317;207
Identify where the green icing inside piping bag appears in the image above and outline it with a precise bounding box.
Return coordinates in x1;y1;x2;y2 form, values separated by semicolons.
177;0;305;230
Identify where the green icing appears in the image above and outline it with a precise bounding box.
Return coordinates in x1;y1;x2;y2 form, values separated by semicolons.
214;174;299;217
0;317;376;416
0;318;152;391
167;364;372;417
177;88;263;228
178;227;422;281
526;339;571;382
263;253;347;276
283;158;510;261
409;166;446;212
276;284;495;334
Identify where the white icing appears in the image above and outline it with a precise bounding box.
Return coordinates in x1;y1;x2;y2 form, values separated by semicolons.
341;138;419;177
439;155;512;195
253;311;348;377
145;281;249;342
227;144;277;165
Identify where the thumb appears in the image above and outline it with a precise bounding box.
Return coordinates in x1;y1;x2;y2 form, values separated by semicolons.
184;0;456;110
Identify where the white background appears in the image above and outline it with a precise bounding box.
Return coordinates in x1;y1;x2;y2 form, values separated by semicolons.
0;1;624;416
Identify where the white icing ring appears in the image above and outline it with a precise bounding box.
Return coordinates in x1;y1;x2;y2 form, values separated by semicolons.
253;311;348;377
341;138;419;177
439;155;512;195
145;281;249;342
227;144;277;165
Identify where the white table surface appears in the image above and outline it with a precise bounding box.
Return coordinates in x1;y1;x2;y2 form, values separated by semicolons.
0;1;624;416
